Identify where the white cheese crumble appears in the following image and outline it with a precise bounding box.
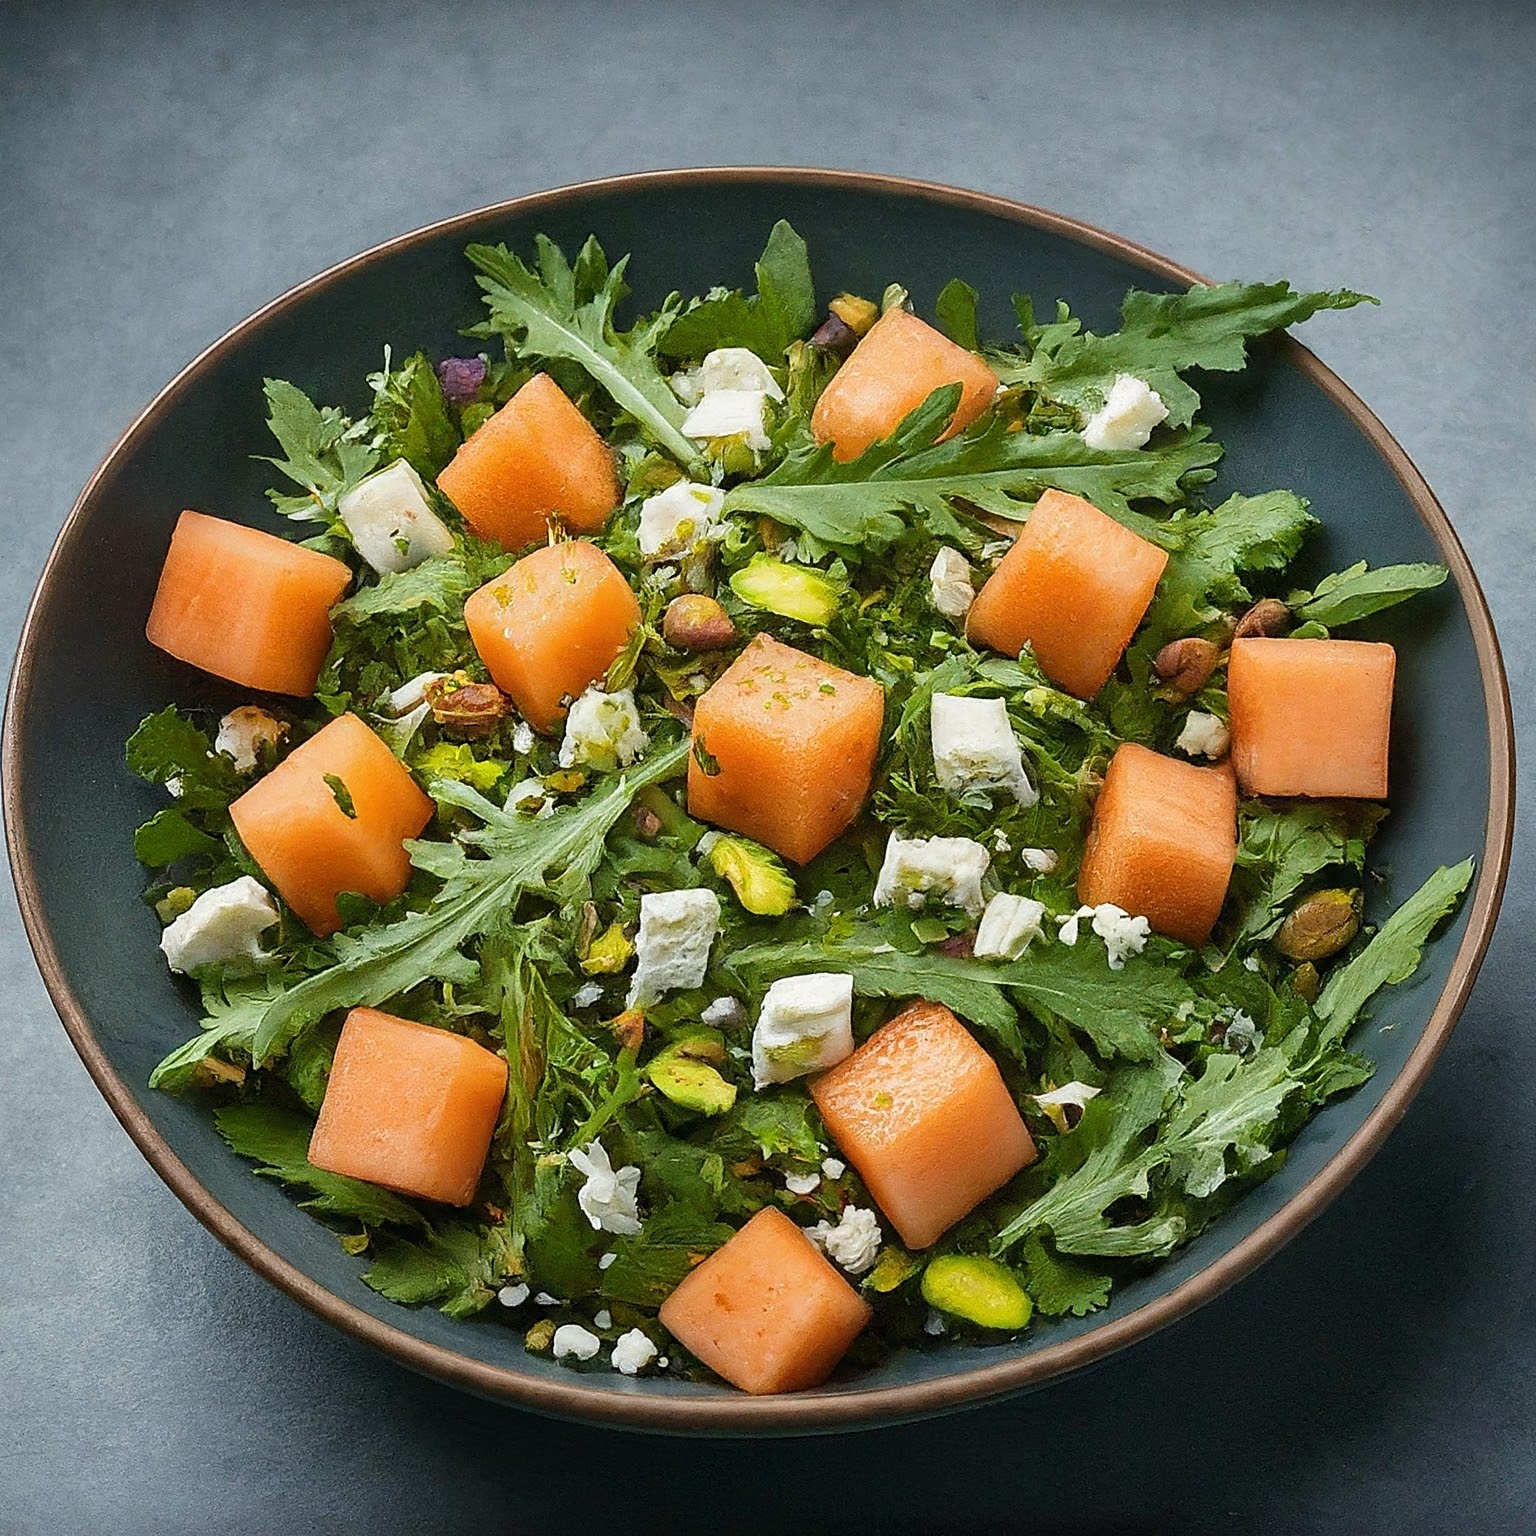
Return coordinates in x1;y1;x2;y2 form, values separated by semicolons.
571;981;605;1010
636;480;726;560
1175;709;1231;760
511;720;536;756
699;347;785;400
569;1141;643;1235
552;1324;603;1362
923;1309;949;1336
784;1170;822;1195
597;1251;618;1270
751;972;855;1088
386;672;449;716
1057;903;1152;969
928;546;976;618
593;1309;612;1331
700;995;746;1029
611;1328;659;1376
627;888;721;1007
337;458;455;574
973;893;1048;961
558;687;649;772
1031;1081;1102;1134
930;693;1038;807
159;877;279;975
535;1292;562;1306
496;1282;530;1308
1019;847;1060;874
1081;373;1169;452
873;833;991;916
681;389;773;452
809;1206;882;1275
214;706;287;772
821;1157;846;1180
506;778;554;817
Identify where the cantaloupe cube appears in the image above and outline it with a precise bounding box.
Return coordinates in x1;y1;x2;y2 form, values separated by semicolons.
810;307;998;462
1077;742;1238;946
657;1207;872;1395
687;633;884;865
463;540;641;733
229;712;434;936
436;373;619;551
146;510;352;696
810;1001;1036;1250
307;1007;508;1207
1228;637;1395;799
966;489;1169;699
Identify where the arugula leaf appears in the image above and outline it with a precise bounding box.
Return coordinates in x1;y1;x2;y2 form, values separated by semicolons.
251;737;691;1063
1289;561;1449;628
723;385;1221;560
660;220;816;361
465;235;697;464
363;1221;518;1317
1316;859;1474;1043
994;280;1376;428
258;378;379;525
366;348;460;478
215;1103;424;1227
934;278;981;351
149;972;292;1091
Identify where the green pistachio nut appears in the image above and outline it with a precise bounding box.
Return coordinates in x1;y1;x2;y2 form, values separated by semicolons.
1275;888;1362;962
729;555;843;627
920;1255;1033;1330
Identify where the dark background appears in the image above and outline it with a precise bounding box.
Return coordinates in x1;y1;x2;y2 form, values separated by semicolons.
2;2;1532;1531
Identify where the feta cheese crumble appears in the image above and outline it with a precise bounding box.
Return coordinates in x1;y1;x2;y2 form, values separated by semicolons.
597;1251;617;1270
698;347;786;400
1175;709;1231;760
1081;373;1169;451
159;877;279;974
1219;1008;1261;1054
700;995;746;1030
930;693;1038;807
570;981;605;1010
214;706;287;772
496;1282;530;1308
751;972;855;1088
337;458;455;574
821;1157;846;1180
784;1170;822;1195
627;888;721;1007
928;546;976;618
973;893;1048;961
511;720;536;756
569;1141;643;1235
611;1328;659;1376
1019;847;1060;874
1057;903;1151;969
593;1309;612;1331
558;687;649;772
506;778;553;817
809;1206;882;1275
681;390;773;452
636;480;726;560
923;1309;949;1336
873;833;991;916
552;1324;602;1362
1031;1081;1102;1133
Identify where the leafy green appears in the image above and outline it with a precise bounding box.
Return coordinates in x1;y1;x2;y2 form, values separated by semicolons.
660;220;816;361
250;737;691;1063
133;808;222;867
363;1222;518;1317
149;972;291;1092
215;1103;424;1227
1289;561;1449;628
126;707;245;811
934;278;980;351
465;234;697;464
1019;1234;1114;1318
723;385;1221;560
258;378;379;526
366;349;460;478
995;280;1376;428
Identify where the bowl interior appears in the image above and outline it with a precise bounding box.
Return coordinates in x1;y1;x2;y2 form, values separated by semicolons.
4;171;1508;1431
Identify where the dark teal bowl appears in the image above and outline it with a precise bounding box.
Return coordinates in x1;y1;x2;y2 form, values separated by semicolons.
2;169;1514;1432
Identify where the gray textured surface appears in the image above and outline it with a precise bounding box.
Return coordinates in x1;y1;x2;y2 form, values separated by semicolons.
1;1;1531;1531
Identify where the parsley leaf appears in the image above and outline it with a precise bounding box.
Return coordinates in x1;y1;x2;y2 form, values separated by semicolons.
126;707;245;811
133;807;223;867
465;234;697;464
363;1222;518;1317
258;378;379;526
1289;561;1449;628
660;220;816;361
366;348;461;478
1019;1233;1113;1318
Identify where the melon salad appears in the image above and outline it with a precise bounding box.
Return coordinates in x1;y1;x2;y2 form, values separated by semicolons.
130;221;1471;1395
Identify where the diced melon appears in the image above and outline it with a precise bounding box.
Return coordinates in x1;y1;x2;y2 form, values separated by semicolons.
810;307;998;462
307;1007;508;1207
1228;637;1395;799
657;1207;872;1395
1077;742;1238;946
687;633;885;865
463;540;641;733
145;510;352;696
436;373;620;551
810;1001;1036;1250
966;489;1169;698
229;712;433;936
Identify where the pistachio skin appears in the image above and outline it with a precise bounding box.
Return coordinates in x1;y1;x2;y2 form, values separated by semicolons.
1275;889;1362;962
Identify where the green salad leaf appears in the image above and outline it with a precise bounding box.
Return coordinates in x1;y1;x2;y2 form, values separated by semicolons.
366;348;461;478
1289;560;1449;628
259;378;379;526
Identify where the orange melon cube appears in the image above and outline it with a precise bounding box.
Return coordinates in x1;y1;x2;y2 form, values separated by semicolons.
1077;742;1238;946
436;373;619;551
229;712;434;936
810;1001;1036;1250
463;539;641;733
687;633;885;865
146;510;352;696
810;307;998;462
658;1207;872;1395
966;488;1169;698
1228;637;1395;799
307;1007;508;1207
